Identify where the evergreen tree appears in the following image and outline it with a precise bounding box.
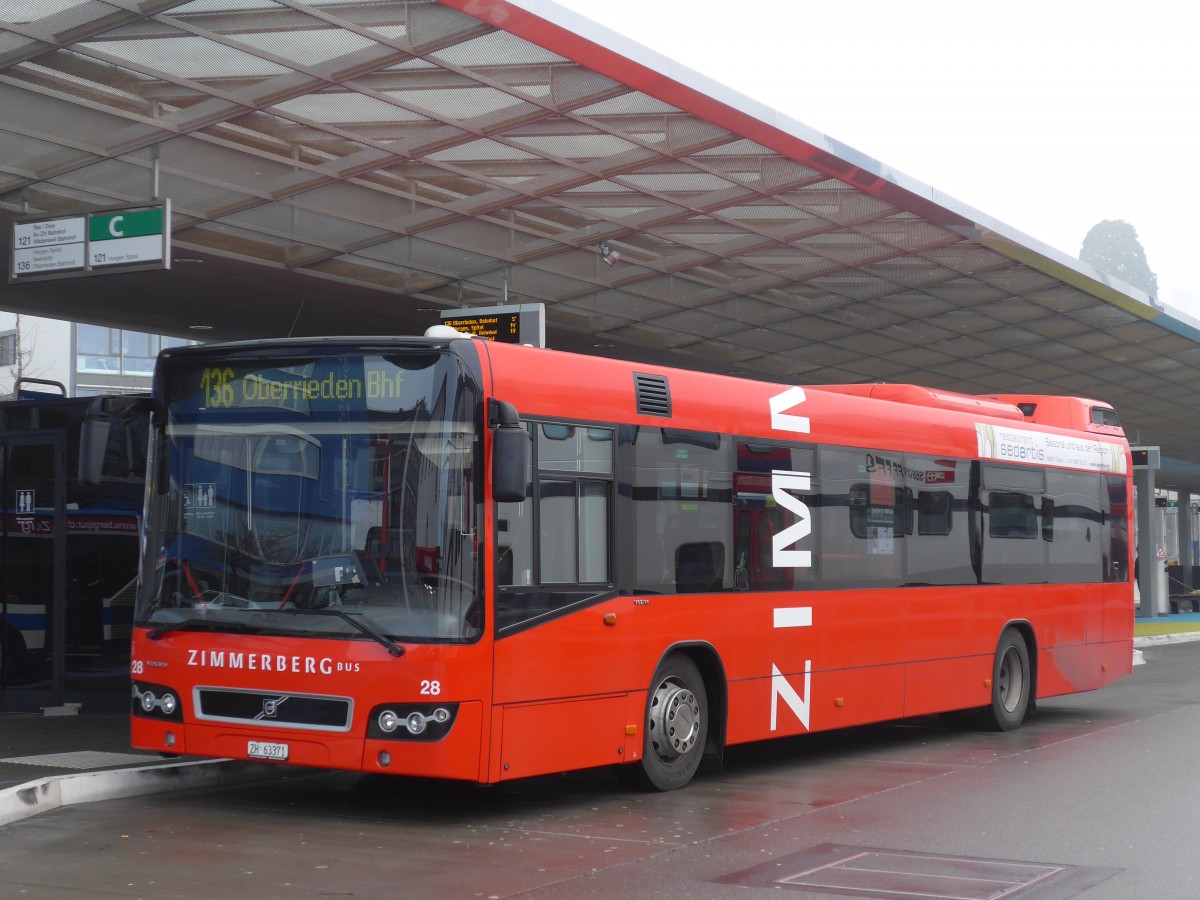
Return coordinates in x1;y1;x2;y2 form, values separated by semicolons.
1080;219;1158;296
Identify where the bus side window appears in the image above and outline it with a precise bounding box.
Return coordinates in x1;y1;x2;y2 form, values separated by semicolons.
917;490;952;535
988;493;1038;539
731;442;814;592
1044;470;1105;583
817;447;904;587
625;428;735;595
981;464;1049;584
495;421;614;632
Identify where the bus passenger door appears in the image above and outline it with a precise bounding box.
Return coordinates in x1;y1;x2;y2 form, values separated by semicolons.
1;434;67;711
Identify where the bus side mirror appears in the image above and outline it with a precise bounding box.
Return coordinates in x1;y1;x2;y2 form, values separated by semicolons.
490;400;529;503
78;401;112;488
79;395;151;486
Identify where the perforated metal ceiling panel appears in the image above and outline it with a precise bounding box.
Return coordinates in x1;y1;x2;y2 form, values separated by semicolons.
2;0;1199;486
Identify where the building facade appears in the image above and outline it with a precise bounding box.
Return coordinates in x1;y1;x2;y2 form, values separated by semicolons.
0;312;189;399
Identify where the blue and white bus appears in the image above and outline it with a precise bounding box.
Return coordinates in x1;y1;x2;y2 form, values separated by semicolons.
1;388;147;695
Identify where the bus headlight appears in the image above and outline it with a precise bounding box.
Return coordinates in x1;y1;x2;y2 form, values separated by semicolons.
378;710;401;733
131;682;183;721
366;702;458;741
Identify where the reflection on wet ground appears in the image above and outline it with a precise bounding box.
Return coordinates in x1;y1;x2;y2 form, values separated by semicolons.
0;662;1170;899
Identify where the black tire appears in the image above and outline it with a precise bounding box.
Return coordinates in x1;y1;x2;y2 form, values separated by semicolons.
619;654;708;791
984;629;1031;731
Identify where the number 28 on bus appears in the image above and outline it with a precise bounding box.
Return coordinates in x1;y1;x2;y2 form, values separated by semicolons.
130;329;1133;790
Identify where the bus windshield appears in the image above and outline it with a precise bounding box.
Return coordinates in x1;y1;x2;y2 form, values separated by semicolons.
136;349;481;644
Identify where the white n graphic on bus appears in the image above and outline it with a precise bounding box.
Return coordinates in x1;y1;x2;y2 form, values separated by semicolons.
771;607;812;730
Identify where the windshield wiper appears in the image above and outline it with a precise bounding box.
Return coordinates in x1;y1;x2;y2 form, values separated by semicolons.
146;618;250;640
289;608;405;657
147;608;405;657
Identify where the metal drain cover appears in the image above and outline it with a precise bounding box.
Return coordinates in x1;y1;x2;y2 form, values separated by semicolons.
0;751;156;770
716;843;1120;899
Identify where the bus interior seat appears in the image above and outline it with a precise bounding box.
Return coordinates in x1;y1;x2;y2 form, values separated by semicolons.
675;541;725;593
365;526;413;574
496;545;514;585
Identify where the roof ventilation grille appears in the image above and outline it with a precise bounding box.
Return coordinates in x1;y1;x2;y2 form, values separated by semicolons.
634;373;672;417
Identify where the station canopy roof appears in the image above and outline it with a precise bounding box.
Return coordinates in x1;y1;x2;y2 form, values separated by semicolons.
2;0;1199;489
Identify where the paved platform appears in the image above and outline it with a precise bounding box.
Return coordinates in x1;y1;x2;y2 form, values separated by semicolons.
2;617;1198;827
1134;609;1200;643
0;704;299;827
0;704;186;789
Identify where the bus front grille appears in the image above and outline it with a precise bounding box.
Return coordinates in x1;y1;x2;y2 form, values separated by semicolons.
194;687;353;732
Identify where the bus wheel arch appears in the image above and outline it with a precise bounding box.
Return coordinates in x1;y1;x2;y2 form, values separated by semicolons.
986;623;1036;731
620;643;726;791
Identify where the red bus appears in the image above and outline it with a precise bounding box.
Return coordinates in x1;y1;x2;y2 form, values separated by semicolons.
130;332;1133;790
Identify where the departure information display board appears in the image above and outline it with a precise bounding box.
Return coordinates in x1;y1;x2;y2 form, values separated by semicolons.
440;303;545;347
442;310;520;342
10;201;171;283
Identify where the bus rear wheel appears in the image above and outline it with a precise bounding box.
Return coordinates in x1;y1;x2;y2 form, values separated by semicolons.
621;654;708;791
985;629;1031;731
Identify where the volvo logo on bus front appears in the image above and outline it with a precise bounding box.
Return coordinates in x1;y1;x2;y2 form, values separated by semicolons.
262;697;282;718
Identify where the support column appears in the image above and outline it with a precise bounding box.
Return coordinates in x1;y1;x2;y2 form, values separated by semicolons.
1178;491;1194;593
1134;447;1162;618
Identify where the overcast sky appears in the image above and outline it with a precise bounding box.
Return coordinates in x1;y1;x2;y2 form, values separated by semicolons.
553;0;1199;317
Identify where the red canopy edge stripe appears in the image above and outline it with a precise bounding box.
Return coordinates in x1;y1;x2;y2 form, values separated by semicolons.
439;0;975;230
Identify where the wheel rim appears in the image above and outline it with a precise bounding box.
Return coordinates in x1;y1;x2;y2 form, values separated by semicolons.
648;677;701;764
998;646;1025;713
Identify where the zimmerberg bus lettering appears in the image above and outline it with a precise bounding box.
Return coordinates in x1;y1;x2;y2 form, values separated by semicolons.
186;649;360;674
768;387;814;733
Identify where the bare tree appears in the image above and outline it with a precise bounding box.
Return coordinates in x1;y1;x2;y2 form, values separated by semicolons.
1;314;40;399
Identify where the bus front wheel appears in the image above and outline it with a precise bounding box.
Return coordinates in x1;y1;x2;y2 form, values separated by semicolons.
621;654;708;791
985;629;1031;731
